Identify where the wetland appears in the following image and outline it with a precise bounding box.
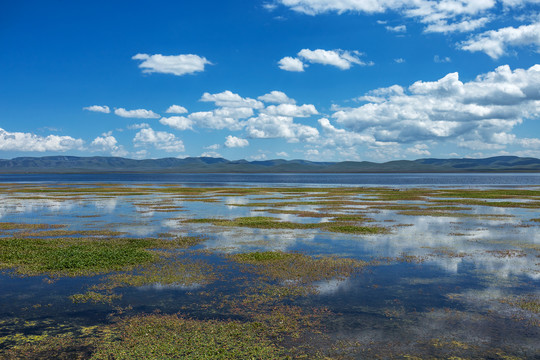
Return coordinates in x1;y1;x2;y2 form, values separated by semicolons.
0;179;538;359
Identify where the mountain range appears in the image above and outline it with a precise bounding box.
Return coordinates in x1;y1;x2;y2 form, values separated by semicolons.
1;155;540;173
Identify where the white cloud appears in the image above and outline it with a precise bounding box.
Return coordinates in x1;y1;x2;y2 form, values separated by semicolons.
224;135;249;148
434;55;452;63
133;127;185;152
424;17;491;34
200;91;264;109
91;132;128;157
263;2;278;11
159;116;194;131
165;105;188;114
0;128;84;152
276;151;289;157
245;114;319;142
204;144;221;150
519;137;540;148
460;21;540;58
278;57;305;72
394;58;405;63
407;144;431;156
262;103;318;117
278;0;397;15
318;118;376;148
115;108;160;119
305;149;320;158
132;53;211;76
250;153;268;160
297;49;371;69
276;0;518;33
83;105;110;113
127;123;150;130
331;64;540;150
200;151;222;158
386;24;406;32
132;150;148;159
258;91;296;104
188;107;252;131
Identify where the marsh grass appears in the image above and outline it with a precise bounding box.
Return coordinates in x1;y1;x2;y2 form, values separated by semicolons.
396;209;513;219
229;251;366;292
0;236;206;276
0;223;66;230
70;291;121;304
185;216;388;235
431;199;540;208
97;258;217;291
13;230;127;238
89;314;292;360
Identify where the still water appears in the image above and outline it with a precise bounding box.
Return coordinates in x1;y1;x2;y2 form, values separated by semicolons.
1;172;540;185
0;178;538;358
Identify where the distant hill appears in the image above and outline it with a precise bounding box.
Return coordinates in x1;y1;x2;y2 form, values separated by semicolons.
0;155;539;173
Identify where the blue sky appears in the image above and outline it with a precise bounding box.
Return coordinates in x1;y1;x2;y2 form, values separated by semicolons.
1;0;539;162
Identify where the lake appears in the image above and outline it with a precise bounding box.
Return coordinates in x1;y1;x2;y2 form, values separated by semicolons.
0;176;538;358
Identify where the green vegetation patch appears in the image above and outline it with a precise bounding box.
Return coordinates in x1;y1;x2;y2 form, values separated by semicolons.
501;295;540;314
396;209;512;219
431;198;540;208
70;291;122;304
99;258;217;290
230;251;366;288
0;222;66;230
91;314;289;360
185;216;388;235
13;230;127;238
436;189;540;199
0;236;206;276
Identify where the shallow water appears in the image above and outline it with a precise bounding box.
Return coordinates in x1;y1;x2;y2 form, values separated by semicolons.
0;183;538;358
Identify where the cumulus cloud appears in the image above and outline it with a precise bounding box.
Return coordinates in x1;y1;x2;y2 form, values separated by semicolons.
91;132;128;157
331;64;540;150
318;118;376;148
258;91;296;104
159;116;194;131
133;127;185;152
115;108;160;119
460;21;540;58
200;91;264;109
434;55;452;63
188;107;252;131
127;123;150;130
407;144;431;156
132;53;211;76
276;151;289;157
224;135;249;148
275;0;531;33
83;105;110;113
165;105;188;114
245;114;319;142
0;128;84;152
278;56;305;72
519;137;540;148
305;149;319;157
204;144;221;150
298;49;371;69
200;151;222;158
386;25;406;32
262;103;318;117
279;49;371;72
424;17;491;34
250;153;268;160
